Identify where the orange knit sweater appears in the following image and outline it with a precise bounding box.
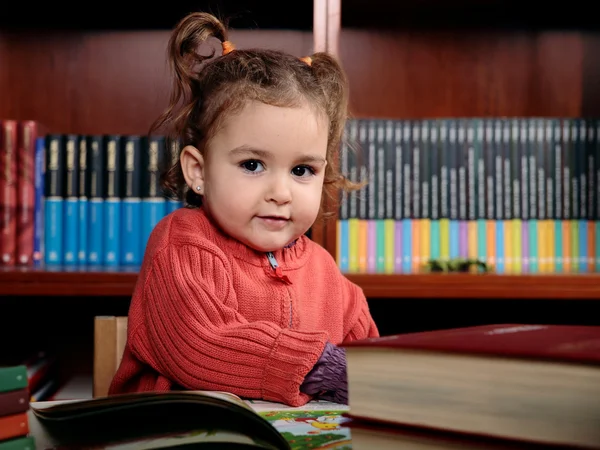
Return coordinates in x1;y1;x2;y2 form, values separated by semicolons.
108;207;379;406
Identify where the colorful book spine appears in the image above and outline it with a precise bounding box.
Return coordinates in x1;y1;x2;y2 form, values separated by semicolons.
1;120;18;266
78;135;89;264
121;135;142;265
16;121;38;265
63;134;79;265
33;137;45;266
104;135;123;266
88;135;105;265
141;136;167;252
44;134;65;265
0;436;35;450
0;365;28;393
337;121;350;272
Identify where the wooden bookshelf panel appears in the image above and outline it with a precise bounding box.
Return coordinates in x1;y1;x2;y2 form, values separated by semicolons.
583;33;600;116
0;267;140;297
346;273;600;300
339;29;597;119
2;268;600;299
0;29;312;135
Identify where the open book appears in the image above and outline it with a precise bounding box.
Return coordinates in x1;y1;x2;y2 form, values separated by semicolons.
30;390;292;449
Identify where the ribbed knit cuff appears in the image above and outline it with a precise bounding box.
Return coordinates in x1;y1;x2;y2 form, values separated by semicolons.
261;329;329;407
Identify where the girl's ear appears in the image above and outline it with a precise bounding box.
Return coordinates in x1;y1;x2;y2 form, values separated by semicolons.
180;145;205;192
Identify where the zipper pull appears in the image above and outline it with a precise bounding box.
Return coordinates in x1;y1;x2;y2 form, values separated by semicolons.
266;252;292;284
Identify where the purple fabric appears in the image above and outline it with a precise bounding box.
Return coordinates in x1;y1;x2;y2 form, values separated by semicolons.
300;342;348;404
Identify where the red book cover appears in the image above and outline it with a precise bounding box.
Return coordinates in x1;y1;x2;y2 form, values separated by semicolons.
0;411;29;441
0;119;18;266
16;120;42;265
343;324;600;365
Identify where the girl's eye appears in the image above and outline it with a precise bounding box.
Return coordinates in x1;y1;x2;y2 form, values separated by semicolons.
241;160;264;172
292;165;315;177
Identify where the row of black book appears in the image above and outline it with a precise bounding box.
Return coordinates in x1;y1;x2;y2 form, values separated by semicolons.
340;116;599;222
336;117;600;275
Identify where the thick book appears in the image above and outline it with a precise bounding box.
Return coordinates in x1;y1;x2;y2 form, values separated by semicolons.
0;365;28;394
0;412;29;441
30;390;291;449
0;436;35;450
348;418;552;450
342;324;600;449
0;387;29;417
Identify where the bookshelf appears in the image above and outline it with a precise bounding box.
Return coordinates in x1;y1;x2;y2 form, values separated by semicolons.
1;0;600;299
317;0;600;294
2;0;600;400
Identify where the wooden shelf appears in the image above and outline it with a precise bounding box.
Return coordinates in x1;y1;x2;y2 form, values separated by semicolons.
0;266;140;297
2;267;600;299
346;273;600;300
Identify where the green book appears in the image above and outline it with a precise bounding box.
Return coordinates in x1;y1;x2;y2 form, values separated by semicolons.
0;365;28;393
0;436;35;450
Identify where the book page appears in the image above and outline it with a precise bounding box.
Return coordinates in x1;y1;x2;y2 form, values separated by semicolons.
246;400;349;413
256;408;352;449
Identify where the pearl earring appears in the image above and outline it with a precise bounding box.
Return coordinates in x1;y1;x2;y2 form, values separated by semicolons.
196;186;202;192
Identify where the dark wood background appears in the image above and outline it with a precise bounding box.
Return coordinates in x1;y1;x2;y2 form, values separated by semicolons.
0;30;313;135
341;30;600;119
2;29;599;134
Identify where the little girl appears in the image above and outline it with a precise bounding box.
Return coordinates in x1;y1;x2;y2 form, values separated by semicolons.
109;11;379;407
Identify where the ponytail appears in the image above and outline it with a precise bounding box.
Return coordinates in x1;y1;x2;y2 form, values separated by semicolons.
309;52;349;152
305;52;360;215
151;12;229;205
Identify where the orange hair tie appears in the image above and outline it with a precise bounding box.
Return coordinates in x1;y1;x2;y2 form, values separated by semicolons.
300;56;312;66
222;40;235;55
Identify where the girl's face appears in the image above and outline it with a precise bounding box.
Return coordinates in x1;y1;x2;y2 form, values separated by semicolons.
181;100;328;252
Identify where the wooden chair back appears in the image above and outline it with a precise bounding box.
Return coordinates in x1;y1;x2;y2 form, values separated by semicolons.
93;316;128;398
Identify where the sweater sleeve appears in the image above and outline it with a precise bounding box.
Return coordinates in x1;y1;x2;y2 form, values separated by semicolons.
341;277;380;342
129;244;329;407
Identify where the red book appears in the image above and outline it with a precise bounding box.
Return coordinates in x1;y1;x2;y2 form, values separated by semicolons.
0;119;18;266
0;387;29;417
344;323;600;364
343;324;600;449
0;411;29;441
16;120;44;266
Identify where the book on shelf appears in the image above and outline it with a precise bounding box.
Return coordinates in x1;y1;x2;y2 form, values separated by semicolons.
337;117;600;276
0;120;50;269
0;120;184;270
342;323;600;449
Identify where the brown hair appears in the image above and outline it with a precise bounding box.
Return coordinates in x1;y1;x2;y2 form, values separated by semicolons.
150;11;361;217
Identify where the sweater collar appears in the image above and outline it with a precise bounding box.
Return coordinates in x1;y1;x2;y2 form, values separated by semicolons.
197;207;313;269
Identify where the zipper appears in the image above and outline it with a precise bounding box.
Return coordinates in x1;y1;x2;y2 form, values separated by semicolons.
266;252;291;283
266;252;293;327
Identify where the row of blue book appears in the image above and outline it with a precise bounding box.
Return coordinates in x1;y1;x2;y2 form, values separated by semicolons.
37;133;183;267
